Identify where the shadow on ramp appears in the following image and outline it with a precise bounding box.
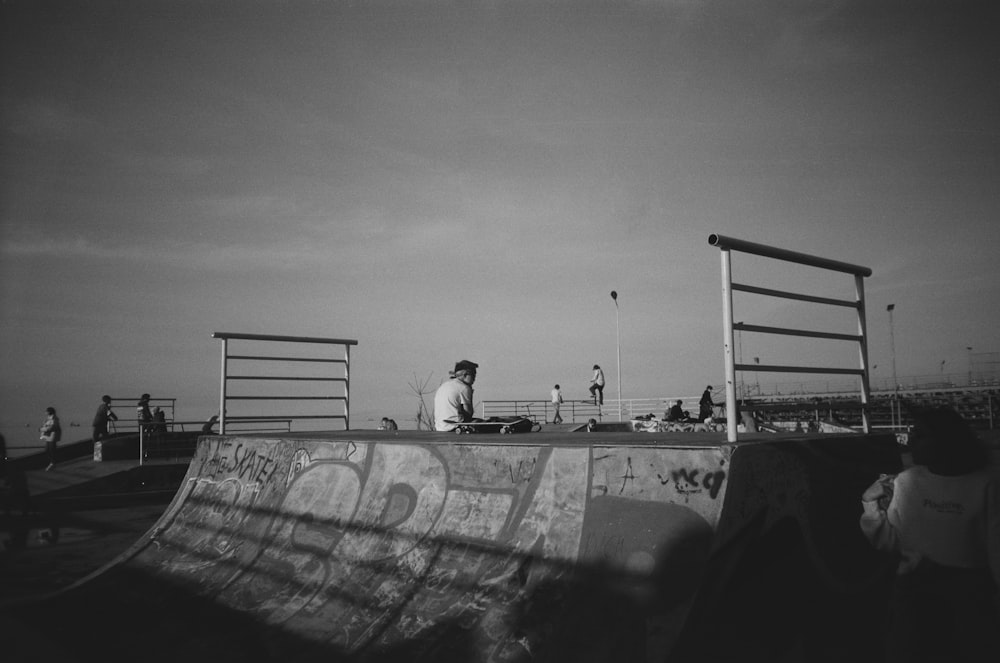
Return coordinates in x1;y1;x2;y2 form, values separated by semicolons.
1;431;900;662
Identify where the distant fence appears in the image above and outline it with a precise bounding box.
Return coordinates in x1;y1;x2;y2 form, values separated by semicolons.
481;399;605;424
484;385;997;432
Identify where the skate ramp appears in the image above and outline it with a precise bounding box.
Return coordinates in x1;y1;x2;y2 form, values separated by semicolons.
4;431;900;662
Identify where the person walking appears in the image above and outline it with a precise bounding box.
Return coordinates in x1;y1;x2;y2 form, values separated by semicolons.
588;365;605;405
92;394;118;442
550;384;564;424
39;407;61;471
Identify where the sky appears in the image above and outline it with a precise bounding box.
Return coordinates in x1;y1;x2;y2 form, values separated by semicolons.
2;0;999;436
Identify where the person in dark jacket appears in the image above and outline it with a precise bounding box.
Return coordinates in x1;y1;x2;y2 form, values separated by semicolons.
92;394;118;442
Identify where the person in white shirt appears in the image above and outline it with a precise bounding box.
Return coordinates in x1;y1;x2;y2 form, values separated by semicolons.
550;384;564;424
434;360;478;432
860;406;999;661
588;364;605;405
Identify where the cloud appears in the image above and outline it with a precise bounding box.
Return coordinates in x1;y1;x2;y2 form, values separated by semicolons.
4;101;97;139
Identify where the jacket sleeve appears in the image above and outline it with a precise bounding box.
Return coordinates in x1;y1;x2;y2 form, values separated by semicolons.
859;495;900;554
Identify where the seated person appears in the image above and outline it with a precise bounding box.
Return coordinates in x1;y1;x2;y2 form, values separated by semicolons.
666;399;684;421
434;360;479;431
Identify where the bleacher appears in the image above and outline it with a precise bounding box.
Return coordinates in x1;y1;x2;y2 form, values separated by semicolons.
746;386;998;430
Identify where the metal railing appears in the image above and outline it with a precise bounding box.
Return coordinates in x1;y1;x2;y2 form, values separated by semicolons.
213;332;358;435
708;234;873;442
105;397;177;434
480;400;604;424
482;397;711;424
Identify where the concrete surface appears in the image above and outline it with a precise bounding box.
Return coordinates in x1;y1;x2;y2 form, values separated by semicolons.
1;429;902;662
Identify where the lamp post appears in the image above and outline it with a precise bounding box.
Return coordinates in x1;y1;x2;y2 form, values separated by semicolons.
611;290;622;422
967;346;973;385
887;304;897;391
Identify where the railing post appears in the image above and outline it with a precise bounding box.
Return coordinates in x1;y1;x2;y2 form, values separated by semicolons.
344;342;351;430
219;336;228;435
721;248;738;442
855;274;872;433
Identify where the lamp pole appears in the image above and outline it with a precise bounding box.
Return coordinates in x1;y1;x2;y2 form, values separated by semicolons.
887;304;897;391
611;290;622;422
967;346;973;385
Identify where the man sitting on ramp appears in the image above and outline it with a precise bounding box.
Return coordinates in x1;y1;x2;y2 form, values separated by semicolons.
434;359;478;432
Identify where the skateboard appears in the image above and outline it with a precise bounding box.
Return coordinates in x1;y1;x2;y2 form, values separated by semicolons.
451;417;540;434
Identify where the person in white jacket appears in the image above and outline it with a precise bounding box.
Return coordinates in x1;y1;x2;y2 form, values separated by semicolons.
39;406;61;471
860;406;999;661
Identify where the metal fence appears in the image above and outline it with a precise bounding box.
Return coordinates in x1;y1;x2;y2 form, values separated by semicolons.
480;399;605;424
708;234;873;441
213;332;358;435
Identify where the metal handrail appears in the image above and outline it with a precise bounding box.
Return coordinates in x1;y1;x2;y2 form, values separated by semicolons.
708;234;873;441
213;332;358;434
480;399;604;424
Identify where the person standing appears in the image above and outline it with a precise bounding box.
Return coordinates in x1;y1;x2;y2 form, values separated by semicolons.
859;407;1000;661
698;386;716;421
434;360;478;432
136;393;153;426
39;407;61;471
550;384;564;424
588;365;605;405
92;394;118;442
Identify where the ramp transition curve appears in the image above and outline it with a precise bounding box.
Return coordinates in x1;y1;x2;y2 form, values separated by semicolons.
4;431;900;662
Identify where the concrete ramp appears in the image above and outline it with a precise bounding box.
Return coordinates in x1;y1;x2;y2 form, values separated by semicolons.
4;431;900;662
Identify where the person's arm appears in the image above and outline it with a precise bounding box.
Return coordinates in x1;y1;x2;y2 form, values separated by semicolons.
457;386;475;421
859;474;900;553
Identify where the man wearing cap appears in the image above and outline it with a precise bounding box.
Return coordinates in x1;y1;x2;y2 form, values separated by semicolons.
434;360;478;432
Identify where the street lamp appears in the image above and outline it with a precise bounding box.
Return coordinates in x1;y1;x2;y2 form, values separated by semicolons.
611;290;622;422
967;346;973;385
887;304;897;390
